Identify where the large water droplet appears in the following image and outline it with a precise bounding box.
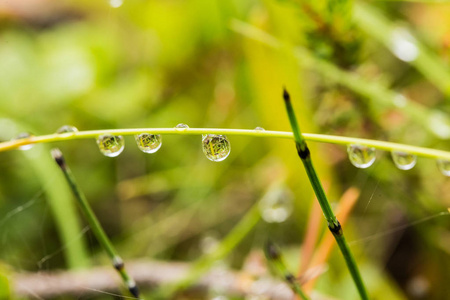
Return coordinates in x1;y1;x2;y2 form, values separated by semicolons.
259;187;293;223
254;127;265;131
56;125;78;134
437;159;450;176
174;123;189;131
347;144;376;169
390;28;419;62
391;150;417;170
96;135;124;157
202;134;230;162
135;133;162;154
13;132;34;150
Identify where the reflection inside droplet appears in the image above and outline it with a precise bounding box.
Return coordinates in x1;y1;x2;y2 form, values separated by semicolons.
135;133;162;154
391;151;417;170
96;134;125;157
202;134;231;162
347;144;376;169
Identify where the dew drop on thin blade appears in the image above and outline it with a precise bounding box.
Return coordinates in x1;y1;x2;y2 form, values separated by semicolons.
254;127;265;131
56;125;78;134
174;123;189;131
393;94;408;108
109;0;123;8
259;187;293;223
12;132;34;151
428;111;450;139
390;28;419;62
391;150;417;170
437;159;450;176
347;144;376;169
202;134;230;162
96;134;124;157
135;133;162;154
200;234;219;255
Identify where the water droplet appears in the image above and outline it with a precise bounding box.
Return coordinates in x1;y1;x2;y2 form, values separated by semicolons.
259;187;293;223
200;234;219;254
135;133;162;154
390;28;419;62
109;0;123;8
391;151;417;170
56;125;78;134
96;135;124;157
202;134;230;162
12;132;34;150
174;123;189;131
254;127;265;131
347;144;376;169
437;159;450;176
428;112;450;139
393;94;408;108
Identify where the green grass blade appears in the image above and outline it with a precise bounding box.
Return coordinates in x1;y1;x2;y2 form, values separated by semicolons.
51;148;141;299
265;241;310;300
282;89;369;300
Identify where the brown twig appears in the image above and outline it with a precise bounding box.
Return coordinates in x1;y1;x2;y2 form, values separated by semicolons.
12;260;296;299
298;183;330;275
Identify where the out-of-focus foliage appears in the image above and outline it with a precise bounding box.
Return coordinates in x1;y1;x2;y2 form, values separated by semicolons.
0;0;449;299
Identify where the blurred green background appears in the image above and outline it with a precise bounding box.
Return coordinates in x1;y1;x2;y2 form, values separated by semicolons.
0;0;449;299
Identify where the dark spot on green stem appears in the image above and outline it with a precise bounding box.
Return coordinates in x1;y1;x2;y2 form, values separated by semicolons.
328;220;343;236
51;148;66;169
283;87;290;103
265;240;280;260
297;144;311;159
113;257;125;271
128;284;140;298
285;273;296;283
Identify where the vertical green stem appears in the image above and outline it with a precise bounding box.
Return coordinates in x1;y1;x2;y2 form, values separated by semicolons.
283;89;368;300
265;241;310;300
51;148;141;299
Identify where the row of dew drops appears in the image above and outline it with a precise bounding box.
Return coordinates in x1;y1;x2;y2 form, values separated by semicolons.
11;126;450;226
12;125;450;176
95;123;232;162
13;124;231;162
